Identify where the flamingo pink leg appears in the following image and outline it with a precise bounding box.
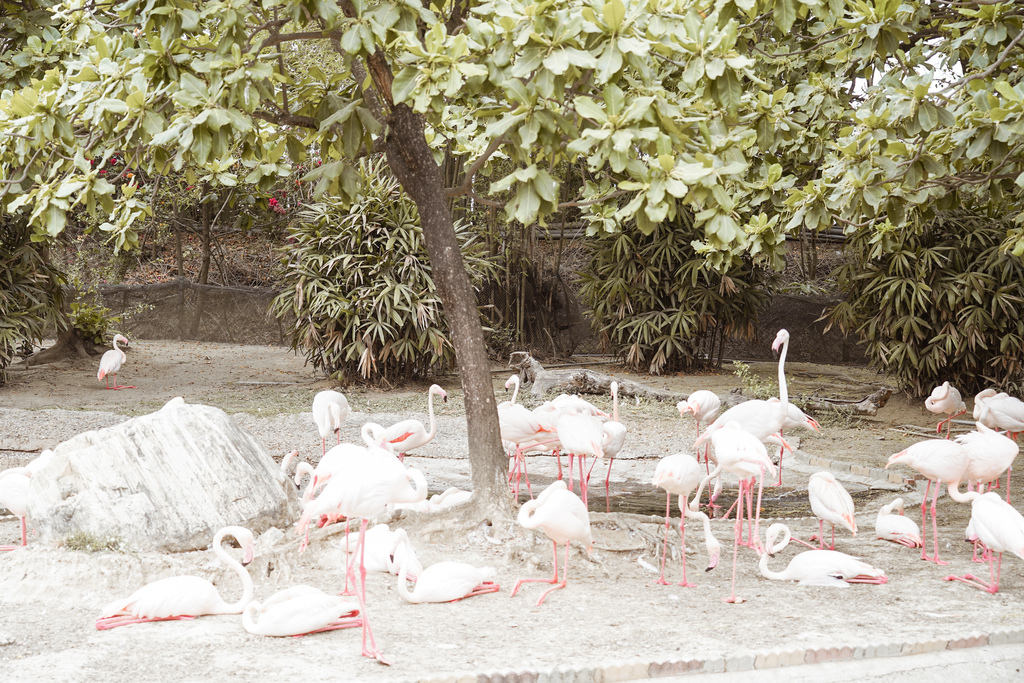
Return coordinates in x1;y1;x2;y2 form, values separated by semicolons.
354;518;389;664
96;614;195;630
922;479;948;565
945;550;1002;594
104;374;136;390
0;517;28;551
656;491;672;585
535;541;571;606
677;511;695;587
567;453;574;492
724;478;747;603
341;519;356;596
604;458;614;513
512;540;561;599
555;448;563;481
448;582;501;602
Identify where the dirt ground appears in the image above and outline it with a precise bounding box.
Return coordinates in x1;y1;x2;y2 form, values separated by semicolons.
1;340;1024;682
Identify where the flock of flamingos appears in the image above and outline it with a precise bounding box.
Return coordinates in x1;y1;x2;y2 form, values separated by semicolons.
2;328;1024;665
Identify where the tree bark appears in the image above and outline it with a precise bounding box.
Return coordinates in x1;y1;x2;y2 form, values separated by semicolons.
383;103;511;518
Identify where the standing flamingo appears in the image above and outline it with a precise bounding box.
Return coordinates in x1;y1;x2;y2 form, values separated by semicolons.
554;411;606;507
242;586;361;637
96;526;255;629
651;453;721;586
312;390;351;455
97;334;135;390
690;422;778;603
886;438;972;565
499;375;550;499
944;491;1024;594
695;329;792;485
874;498;922;548
807;471;857;550
0;467;31;551
376;384;447;460
297;423;386;503
926;382;967;438
759;523;887;586
295;447;427;663
956;422;1019;502
391;529;499;603
973;388;1002;427
975;392;1024;439
512;480;593;606
600;381;627;512
678;390;721;471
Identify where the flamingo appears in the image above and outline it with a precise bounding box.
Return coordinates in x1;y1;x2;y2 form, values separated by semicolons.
95;526;255;629
242;586;361;637
874;498;922;548
759;523;887;586
944;491;1024;594
96;334;135;390
554;411;606;507
295;447;427;663
651;453;721;586
296;423;386;503
886;438;972;565
690;422;778;603
0;467;31;551
429;487;473;511
695;329;792;485
926;382;967;439
376;384;447;460
956;422;1019;502
807;471;857;550
391;529;499;603
678;390;721;472
600;381;628;512
512;480;593;606
337;523;424;580
499;376;550;499
973;388;1001;427
312;390;351;455
975;392;1024;440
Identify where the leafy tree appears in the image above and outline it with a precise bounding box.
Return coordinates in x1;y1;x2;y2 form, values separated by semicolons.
2;0;1024;520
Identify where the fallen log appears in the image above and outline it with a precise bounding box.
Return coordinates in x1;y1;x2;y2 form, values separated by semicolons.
509;352;686;403
799;387;893;417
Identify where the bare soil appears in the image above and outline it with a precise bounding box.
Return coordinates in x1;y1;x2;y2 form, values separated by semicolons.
1;341;1023;682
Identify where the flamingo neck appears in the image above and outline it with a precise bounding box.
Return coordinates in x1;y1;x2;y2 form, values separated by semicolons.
758;525;793;580
612;383;619;422
946;479;977;504
425;389;439;440
394;535;418;602
777;336;789;413
211;527;254;614
510;377;520;405
398;467;429;505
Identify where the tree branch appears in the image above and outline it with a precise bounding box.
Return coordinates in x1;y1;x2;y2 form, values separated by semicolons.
938;26;1024;94
444;136;506;197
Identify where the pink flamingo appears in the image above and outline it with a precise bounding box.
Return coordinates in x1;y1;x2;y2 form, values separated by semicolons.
499;375;550;498
926;382;966;439
97;334;135;389
295;423;385;503
975;392;1024;440
295;448;427;663
242;586;361;637
376;384;447;460
695;329;792;485
599;381;627;512
96;526;255;629
690;421;778;603
886;438;972;565
944;491;1024;593
554;411;606;507
512;480;593;606
532;394;606;484
956;422;1018;502
392;529;499;603
874;498;922;548
312;390;351;455
759;523;887;586
338;523;424;580
0;467;31;551
678;390;721;472
806;471;857;550
651;453;721;586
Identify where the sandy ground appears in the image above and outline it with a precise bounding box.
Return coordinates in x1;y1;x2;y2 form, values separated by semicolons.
1;340;1024;682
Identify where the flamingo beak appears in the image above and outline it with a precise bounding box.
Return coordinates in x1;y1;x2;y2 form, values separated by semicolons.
808;417;820;432
706;554;719;571
243;544;255;566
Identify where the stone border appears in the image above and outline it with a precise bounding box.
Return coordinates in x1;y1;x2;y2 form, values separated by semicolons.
790;448;929;494
415;628;1024;683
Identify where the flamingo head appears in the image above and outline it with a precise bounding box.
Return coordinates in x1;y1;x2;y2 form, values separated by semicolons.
430;384;448;403
113;334;130;346
806;416;821;432
771;329;789;353
676;399;693;417
504;375;518;392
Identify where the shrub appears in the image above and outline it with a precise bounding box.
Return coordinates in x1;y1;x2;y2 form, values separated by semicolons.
271;157;496;383
828;210;1024;395
578;213;772;374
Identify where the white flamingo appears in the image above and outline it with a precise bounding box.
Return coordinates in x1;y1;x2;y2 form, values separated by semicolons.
499;375;550;499
944;491;1024;594
392;529;499;603
678;390;721;472
807;471;857;550
651;453;721;587
874;498;922;548
312;390;351;455
376;384;447;460
956;422;1019;502
97;334;135;390
0;467;31;551
599;381;628;512
759;523;887;586
926;381;966;438
243;586;361;637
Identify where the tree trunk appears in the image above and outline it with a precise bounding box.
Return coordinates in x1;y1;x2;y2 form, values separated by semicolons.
383;103;511;519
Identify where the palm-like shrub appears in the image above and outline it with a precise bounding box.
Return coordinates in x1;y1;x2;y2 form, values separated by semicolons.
828;211;1024;395
578;213;772;374
271;158;495;383
0;217;64;382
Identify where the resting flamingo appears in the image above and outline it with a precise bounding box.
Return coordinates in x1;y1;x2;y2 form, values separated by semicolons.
695;329;792;485
690;422;778;603
651;453;721;587
807;471;857;550
874;498;922;548
376;384;447;460
97;334;135;390
678;390;721;472
944;491;1024;594
926;382;966;439
886;438;972;565
295;447;427;663
0;467;31;551
338;523;423;580
312;390;351;455
512;480;593;606
973;388;1001;427
956;422;1019;502
392;529;499;603
243;586;361;637
429;487;473;511
599;381;628;512
96;526;255;629
759;523;887;586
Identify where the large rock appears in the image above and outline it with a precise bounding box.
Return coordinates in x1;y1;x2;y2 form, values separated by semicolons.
26;398;300;552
